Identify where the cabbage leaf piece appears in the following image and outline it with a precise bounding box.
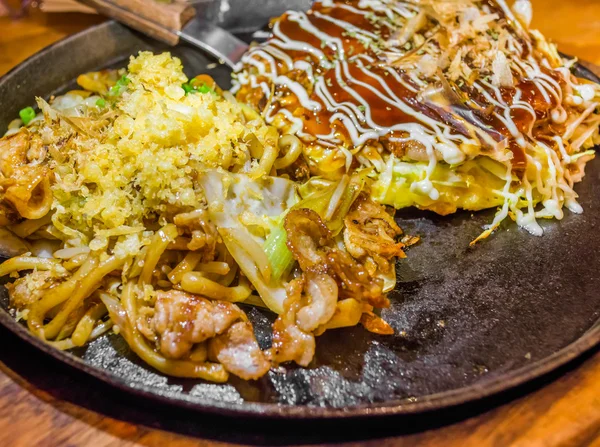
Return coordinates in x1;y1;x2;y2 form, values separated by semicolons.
200;169;398;313
199;170;299;314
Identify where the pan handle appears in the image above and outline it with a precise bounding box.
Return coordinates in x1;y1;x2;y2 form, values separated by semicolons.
76;0;196;45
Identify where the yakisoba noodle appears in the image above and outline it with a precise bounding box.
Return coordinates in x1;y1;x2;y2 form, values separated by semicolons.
0;52;407;381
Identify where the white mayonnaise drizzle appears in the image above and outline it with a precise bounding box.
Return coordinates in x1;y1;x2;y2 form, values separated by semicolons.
233;0;599;237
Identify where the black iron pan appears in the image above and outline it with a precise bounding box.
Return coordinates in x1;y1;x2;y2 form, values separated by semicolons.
0;21;598;419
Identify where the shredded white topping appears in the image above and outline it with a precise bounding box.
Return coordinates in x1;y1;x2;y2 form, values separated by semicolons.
234;0;600;239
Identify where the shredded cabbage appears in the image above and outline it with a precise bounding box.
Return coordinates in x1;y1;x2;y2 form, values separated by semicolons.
371;156;506;215
372;143;594;240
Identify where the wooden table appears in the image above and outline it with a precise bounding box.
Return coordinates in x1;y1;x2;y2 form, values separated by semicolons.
1;3;600;446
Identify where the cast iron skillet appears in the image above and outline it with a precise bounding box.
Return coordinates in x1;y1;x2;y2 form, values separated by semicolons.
0;21;598;419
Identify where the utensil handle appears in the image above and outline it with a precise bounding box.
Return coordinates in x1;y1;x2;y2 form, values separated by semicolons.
77;0;195;45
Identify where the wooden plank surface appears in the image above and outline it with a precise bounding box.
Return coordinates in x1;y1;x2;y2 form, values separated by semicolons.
0;2;600;446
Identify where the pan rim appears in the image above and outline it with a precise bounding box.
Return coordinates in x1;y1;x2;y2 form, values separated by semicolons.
0;19;599;419
1;304;598;419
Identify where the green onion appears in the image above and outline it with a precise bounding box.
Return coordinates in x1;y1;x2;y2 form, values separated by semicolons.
182;82;195;94
181;81;215;95
487;29;499;41
108;75;130;97
263;225;295;281
95;98;106;108
108;85;122;96
19;107;36;125
117;75;130;86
